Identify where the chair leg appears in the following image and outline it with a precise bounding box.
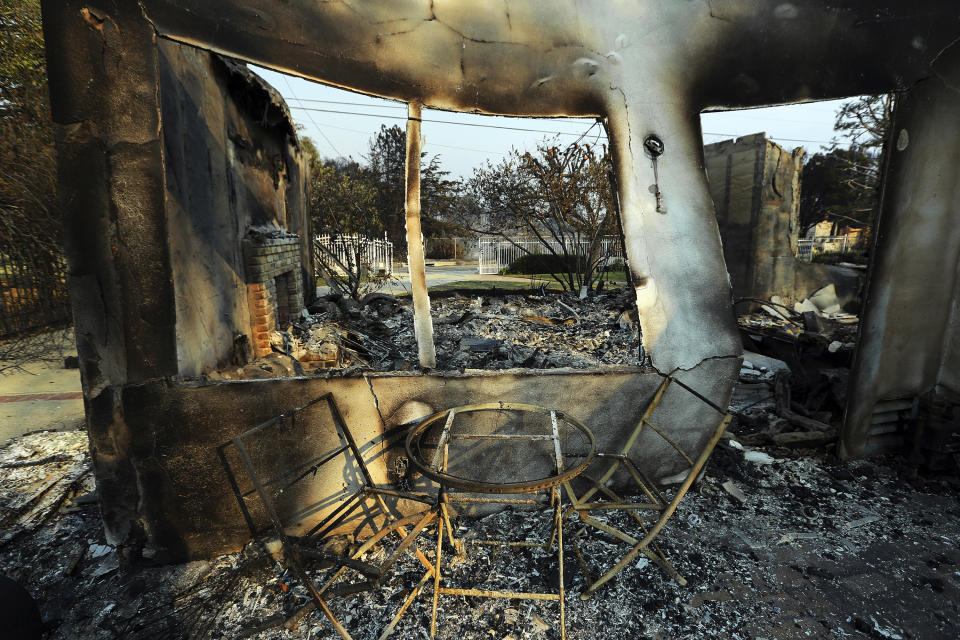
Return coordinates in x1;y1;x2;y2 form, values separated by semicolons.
378;564;435;640
430;506;444;638
582;415;730;597
555;486;566;640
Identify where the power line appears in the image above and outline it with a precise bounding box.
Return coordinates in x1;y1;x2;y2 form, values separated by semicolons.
290;105;834;144
290;105;602;137
284;97;592;123
281;77;343;157
288;105;835;156
297;120;508;156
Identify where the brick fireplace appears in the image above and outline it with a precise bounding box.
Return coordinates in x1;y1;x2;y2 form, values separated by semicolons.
243;229;304;357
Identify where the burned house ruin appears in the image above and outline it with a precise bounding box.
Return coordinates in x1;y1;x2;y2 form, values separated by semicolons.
705;134;861;309
38;0;960;578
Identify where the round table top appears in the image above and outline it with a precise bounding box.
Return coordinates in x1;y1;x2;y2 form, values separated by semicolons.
404;402;596;494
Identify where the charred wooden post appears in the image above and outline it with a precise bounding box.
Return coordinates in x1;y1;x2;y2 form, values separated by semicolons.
404;102;437;369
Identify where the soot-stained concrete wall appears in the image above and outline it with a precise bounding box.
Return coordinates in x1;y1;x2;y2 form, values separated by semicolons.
42;1;311;386
157;40;311;378
705;134;861;307
94;364;735;560
843;56;960;458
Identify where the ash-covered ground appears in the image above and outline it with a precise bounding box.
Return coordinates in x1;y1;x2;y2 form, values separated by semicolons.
3;422;959;640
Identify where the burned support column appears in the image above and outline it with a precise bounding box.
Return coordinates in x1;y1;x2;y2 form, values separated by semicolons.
40;0;181;552
404;102;436;369
603;101;742;376
842;48;960;457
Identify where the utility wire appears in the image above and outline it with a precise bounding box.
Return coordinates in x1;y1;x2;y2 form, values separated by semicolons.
282;97;593;123
282;77;344;157
290;105;835;146
294;97;837;127
301;120;508;156
289;105;606;137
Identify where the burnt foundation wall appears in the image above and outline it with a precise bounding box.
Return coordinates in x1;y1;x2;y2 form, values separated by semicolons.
91;363;736;561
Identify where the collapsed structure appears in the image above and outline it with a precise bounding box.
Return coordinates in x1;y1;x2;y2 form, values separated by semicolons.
38;1;960;563
704;134;861;308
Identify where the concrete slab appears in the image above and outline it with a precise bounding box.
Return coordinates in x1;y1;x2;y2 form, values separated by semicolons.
0;359;84;445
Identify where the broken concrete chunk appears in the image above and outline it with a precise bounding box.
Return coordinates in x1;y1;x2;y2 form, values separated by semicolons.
721;480;747;503
794;298;819;315
742;350;790;375
807;284;842;315
743;450;776;464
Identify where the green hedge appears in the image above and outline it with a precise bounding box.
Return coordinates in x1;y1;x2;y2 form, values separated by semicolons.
504;253;581;275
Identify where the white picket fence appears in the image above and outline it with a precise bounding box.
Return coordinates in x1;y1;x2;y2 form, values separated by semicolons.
797;235;853;261
478;236;624;275
315;233;393;276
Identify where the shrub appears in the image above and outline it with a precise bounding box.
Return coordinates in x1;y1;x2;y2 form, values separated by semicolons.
811;250;868;265
504;253;581;275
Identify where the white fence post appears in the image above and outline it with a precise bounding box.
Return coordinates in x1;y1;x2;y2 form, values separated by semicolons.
315;233;394;276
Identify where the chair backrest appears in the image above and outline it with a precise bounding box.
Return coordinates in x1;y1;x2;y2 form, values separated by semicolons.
218;393;375;542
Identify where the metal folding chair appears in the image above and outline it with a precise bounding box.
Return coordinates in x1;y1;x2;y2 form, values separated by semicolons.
562;376;732;598
218;393;437;639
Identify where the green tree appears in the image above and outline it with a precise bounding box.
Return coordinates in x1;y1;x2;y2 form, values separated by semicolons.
309;155;385;300
800;147;879;232
833;94;894;153
1;0;55;220
1;0;68;340
365;124;463;251
799;94;893;237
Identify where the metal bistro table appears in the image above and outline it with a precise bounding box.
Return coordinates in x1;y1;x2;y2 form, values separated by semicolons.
405;403;596;640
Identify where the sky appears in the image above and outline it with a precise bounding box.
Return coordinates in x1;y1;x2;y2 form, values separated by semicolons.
253;66;856;180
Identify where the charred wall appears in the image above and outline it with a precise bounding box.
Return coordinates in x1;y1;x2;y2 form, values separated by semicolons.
844;57;960;458
705;134;861;307
157;40;311;377
87;365;735;561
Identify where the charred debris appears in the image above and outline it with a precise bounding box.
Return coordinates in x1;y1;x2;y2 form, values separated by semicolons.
4;285;959;639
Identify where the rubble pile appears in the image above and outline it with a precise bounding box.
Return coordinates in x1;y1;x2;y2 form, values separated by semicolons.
738;284;859;363
733;285;862;442
3;427;958;639
211;288;643;380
